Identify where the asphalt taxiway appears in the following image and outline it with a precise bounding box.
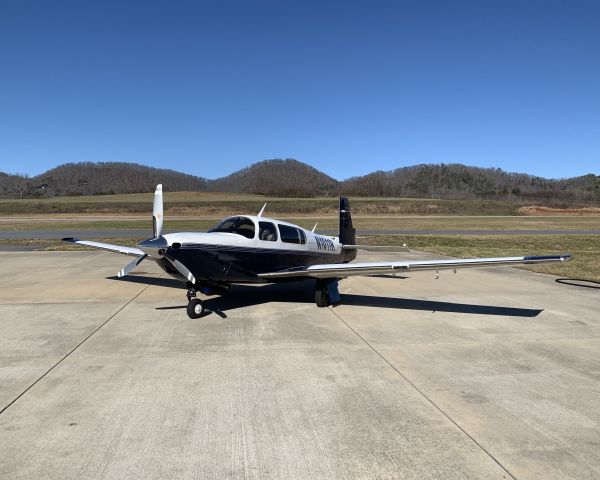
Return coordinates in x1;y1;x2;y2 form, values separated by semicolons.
1;228;600;240
0;251;599;479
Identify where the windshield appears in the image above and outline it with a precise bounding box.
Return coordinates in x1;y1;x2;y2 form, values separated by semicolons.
209;216;256;239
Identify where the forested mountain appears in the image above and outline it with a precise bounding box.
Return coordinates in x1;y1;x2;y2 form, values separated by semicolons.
2;162;208;198
208;159;337;196
1;159;599;201
340;164;600;201
0;172;29;199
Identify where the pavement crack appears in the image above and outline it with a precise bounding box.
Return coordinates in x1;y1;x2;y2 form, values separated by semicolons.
0;278;157;417
328;307;518;480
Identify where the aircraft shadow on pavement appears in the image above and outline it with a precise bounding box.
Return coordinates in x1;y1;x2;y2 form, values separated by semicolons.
106;277;544;318
340;294;541;317
107;275;183;289
555;278;600;290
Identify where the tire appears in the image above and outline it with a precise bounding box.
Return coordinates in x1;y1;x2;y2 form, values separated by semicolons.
315;288;329;307
187;298;205;319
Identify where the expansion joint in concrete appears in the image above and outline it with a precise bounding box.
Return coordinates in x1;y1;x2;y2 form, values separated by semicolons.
328;307;518;480
0;278;157;417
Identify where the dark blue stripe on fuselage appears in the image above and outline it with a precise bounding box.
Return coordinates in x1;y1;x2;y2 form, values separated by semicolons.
168;243;356;284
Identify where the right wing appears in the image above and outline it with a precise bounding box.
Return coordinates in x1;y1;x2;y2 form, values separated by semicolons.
62;237;145;257
259;254;572;279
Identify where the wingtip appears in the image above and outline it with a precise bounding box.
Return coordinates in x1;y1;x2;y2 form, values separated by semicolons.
62;237;78;243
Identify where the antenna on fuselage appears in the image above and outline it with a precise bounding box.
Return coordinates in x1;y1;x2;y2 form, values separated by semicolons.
257;203;267;217
312;222;318;232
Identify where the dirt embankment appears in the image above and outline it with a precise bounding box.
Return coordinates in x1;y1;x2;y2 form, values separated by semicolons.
519;205;600;216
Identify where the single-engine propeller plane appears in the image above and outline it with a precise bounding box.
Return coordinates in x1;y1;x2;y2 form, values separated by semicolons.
64;185;571;318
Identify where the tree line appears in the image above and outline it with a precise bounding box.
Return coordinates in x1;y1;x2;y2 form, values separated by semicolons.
1;159;599;202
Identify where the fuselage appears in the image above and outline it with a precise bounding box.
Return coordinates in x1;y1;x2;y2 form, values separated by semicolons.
140;215;357;285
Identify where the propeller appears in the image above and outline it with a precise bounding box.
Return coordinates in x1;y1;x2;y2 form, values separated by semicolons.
117;184;165;277
152;184;163;238
166;258;196;284
117;184;197;284
118;254;148;278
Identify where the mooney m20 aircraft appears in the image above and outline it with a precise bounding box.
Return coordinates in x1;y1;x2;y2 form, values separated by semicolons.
64;185;571;319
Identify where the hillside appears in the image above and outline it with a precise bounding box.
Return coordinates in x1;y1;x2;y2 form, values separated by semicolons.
3;162;208;198
340;164;600;201
208;159;338;196
1;159;599;202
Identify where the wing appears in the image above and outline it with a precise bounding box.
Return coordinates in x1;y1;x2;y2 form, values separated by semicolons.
342;244;410;252
62;237;145;257
258;254;571;279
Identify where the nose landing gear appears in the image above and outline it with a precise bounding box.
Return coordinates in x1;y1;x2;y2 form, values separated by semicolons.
186;283;205;319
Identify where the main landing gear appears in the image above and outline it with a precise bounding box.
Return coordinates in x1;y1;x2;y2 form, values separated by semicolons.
315;279;341;308
186;283;205;319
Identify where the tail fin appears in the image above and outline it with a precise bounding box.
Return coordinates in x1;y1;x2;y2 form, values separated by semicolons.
339;196;356;245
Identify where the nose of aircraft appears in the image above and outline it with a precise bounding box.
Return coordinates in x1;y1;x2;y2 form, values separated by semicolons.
138;236;169;257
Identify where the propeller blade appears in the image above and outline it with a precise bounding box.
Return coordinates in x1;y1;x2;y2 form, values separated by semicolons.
166;257;196;284
117;254;148;278
152;184;163;238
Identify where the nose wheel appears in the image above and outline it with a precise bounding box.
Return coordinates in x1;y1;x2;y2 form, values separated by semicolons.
187;298;205;319
186;284;205;319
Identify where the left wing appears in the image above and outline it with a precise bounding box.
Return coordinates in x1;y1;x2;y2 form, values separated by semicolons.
342;244;410;252
258;254;571;280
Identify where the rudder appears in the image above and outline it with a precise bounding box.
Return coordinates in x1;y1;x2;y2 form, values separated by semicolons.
339;196;356;245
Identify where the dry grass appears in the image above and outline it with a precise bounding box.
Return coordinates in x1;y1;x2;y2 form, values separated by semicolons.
360;234;600;281
2;214;599;231
0;191;566;216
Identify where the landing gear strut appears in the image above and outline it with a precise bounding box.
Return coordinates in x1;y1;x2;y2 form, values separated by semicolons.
186;282;205;319
315;279;341;307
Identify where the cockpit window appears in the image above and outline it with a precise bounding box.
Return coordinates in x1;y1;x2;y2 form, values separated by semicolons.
209;216;255;239
278;224;306;244
259;221;278;241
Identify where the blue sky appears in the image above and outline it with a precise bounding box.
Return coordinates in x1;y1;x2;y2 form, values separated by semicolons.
0;0;598;180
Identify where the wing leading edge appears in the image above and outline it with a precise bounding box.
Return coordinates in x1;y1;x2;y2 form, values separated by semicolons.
258;254;572;279
62;237;145;257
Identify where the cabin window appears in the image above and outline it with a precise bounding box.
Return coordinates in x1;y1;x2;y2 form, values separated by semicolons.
209;216;255;239
258;221;278;241
298;229;306;244
278;224;305;244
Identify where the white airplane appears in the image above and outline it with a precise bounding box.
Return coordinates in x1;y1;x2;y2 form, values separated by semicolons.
64;184;571;318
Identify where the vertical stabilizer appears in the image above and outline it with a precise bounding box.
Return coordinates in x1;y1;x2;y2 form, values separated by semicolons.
339;196;356;245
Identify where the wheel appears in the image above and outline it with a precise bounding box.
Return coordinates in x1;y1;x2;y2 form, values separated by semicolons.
315;287;329;307
187;298;205;319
